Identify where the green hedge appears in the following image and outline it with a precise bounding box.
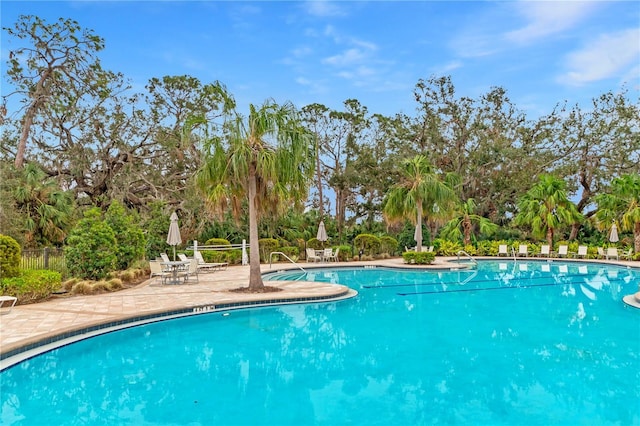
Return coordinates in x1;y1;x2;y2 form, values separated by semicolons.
0;234;21;278
402;251;436;265
1;269;62;304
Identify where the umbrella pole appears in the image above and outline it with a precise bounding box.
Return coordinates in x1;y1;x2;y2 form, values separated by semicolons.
173;246;176;261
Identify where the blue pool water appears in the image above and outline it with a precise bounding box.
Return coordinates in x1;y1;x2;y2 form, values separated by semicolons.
1;260;639;425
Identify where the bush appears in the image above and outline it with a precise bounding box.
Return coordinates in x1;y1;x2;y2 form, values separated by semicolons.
0;234;21;278
354;234;381;256
71;281;93;295
65;208;118;280
306;238;323;250
204;238;232;247
335;245;352;261
258;238;279;262
105;201;146;270
402;252;436;265
0;269;62;303
380;236;399;255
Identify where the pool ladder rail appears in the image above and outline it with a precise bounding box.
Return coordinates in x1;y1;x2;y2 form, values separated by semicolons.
269;251;306;272
456;250;478;266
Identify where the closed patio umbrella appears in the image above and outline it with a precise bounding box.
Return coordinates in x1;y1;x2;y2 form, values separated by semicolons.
167;212;182;260
317;220;328;247
609;223;619;243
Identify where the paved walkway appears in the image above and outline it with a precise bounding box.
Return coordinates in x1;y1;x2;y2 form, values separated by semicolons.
1;257;638;366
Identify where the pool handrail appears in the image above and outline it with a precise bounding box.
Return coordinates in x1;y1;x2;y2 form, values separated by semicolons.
269;251;306;272
457;250;477;265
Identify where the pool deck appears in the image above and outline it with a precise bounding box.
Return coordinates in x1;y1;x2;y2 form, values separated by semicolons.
1;256;638;367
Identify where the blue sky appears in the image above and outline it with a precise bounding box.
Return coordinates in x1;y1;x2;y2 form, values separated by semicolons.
2;1;639;119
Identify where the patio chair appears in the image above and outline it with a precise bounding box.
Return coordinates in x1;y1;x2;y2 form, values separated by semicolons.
177;253;190;262
537;245;551;258
149;260;169;284
605;247;619;260
177;259;199;284
573;245;588;259
306;248;321;263
621;248;633;260
498;244;509;256
160;253;171;263
326;247;340;262
517;244;528;257
597;247;605;259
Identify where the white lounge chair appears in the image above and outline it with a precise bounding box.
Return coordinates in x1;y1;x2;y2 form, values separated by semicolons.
573;245;588;259
621;248;633;260
194;251;228;272
605;247;619;260
517;245;528;257
537;245;550;257
160;253;171;263
177;253;190;262
597;247;605;259
557;245;569;258
306;248;321;262
177;259;199;283
498;244;509;256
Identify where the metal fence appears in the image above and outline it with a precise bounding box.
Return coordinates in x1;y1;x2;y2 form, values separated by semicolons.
21;247;67;277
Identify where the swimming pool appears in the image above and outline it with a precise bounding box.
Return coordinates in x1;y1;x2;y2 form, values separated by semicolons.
1;260;638;425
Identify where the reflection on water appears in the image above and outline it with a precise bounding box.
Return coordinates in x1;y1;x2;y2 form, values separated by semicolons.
2;261;639;425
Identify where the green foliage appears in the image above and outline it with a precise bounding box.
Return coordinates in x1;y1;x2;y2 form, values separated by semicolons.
306;238;323;250
432;239;463;256
0;234;21;278
204;238;232;247
335;245;352;261
354;234;381;255
105;200;146;270
402;251;436;264
65;208;117;280
258;238;279;262
380;236;399;255
142;201;171;260
0;269;62;303
475;240;493;256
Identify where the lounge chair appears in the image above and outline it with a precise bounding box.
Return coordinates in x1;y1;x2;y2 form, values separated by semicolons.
605;247;619;260
537;245;550;257
160;253;171;263
557;245;569;258
597;247;605;259
498;244;509;256
177;253;190;262
517;244;528;257
573;245;588;259
306;248;321;262
621;248;633;260
194;251;228;272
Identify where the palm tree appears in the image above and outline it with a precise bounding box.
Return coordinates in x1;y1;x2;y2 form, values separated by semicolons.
383;155;457;251
514;174;583;247
594;173;640;253
196;100;315;291
440;198;498;245
13;163;74;247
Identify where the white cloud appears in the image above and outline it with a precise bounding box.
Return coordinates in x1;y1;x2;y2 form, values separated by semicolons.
505;1;598;44
304;0;346;18
558;28;640;85
323;48;367;66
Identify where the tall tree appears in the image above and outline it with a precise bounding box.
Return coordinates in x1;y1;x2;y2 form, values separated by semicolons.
594;173;640;253
3;15;106;168
196;100;315;291
440;198;498;245
383;155;457;251
514;175;583;246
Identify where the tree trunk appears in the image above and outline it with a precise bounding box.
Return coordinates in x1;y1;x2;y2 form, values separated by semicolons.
247;164;264;290
15;69;51;168
416;204;423;251
634;222;640;254
546;227;554;248
315;136;324;218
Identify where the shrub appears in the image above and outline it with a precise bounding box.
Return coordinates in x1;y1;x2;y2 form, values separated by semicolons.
204;238;232;247
0;269;62;303
119;270;136;283
65;208;117;280
71;281;93;295
306;238;323;250
402;252;436;265
433;239;463;256
354;234;381;256
0;234;21;278
105;201;146;270
63;278;80;291
91;281;110;292
258;238;279;262
380;236;399;255
335;245;352;261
